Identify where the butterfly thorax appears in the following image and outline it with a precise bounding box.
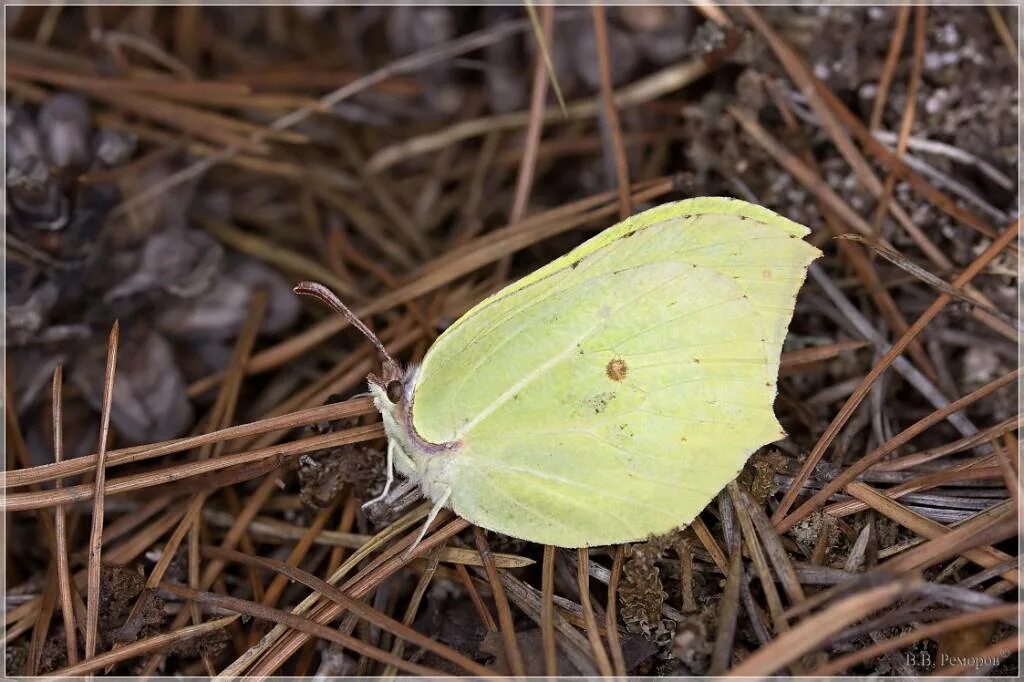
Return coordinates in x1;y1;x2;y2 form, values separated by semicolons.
369;365;460;506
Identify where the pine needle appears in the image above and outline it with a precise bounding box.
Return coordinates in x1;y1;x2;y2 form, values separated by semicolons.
524;0;567;116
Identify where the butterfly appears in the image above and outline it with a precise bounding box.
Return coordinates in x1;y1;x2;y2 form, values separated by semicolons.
297;197;820;547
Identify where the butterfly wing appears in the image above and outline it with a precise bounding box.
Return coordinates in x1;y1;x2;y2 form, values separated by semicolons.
411;198;820;546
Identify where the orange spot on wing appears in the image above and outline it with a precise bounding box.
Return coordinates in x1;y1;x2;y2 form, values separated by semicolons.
606;357;628;382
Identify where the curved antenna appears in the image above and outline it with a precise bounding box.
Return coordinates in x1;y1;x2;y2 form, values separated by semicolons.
293;281;398;369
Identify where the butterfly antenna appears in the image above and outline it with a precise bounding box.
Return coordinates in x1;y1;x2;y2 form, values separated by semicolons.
294;281;398;369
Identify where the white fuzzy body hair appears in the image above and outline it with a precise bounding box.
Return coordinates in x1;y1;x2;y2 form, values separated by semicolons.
368;364;457;508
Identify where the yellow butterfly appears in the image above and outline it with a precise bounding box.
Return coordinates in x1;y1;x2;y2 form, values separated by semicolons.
298;197;819;547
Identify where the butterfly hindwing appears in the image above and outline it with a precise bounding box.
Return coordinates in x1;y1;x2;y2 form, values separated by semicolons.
410;199;820;546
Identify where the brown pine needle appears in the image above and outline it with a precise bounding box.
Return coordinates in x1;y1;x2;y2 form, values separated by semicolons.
27;564;58;675
111;17;542;219
197;213;359;299
809;67;1004;245
869;6;911;131
381;546;443;678
541;545;558;676
577;548;614;676
3;424;384;512
51;366;78;666
773;219;1020;524
51;616;238;677
606;545;627;676
456;562;498;631
880;506;1017;579
779;340;870;375
694;0;732;27
778;366;1020;532
200;546;492;676
691;516;730;574
244;517;471;676
813;603;1016;674
836;233;1020;331
473;526;526;675
871;5;926;234
523;0;567;115
85;320;119;660
728;482;791;654
825;461;1004;519
591;5;632;219
845;483;1019;585
259;498;341;610
709;516;743;675
366;59;714;173
986;5;1020;62
991;437;1023;514
234;501;435;672
3;398;376;490
729;578;920;675
509;2;556;227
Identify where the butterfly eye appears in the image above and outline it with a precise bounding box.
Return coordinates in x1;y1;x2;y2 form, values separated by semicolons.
386;380;403;403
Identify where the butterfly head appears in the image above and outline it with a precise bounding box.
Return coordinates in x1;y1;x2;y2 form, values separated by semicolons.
294;282;455;511
367;362;413;408
368;362;419;409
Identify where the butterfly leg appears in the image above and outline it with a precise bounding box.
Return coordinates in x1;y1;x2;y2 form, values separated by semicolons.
404;487;452;558
362;440;396;508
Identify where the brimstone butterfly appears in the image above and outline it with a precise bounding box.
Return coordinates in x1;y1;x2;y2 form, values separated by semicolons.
297;197;820;548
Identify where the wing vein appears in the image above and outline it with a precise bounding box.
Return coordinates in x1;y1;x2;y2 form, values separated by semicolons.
454;265;699;439
477;460;684;521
